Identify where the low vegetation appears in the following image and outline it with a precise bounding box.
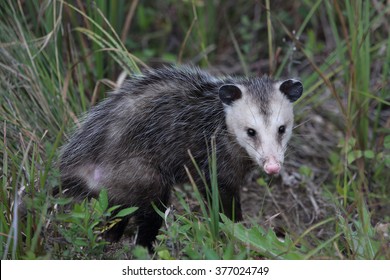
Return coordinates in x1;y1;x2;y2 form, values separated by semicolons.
1;0;389;259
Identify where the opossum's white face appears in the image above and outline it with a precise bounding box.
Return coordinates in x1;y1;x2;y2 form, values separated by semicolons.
220;79;302;175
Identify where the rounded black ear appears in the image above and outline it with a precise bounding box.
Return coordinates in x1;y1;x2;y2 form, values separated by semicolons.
279;79;303;102
218;84;242;105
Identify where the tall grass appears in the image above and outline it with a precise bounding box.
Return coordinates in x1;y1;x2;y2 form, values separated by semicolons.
294;0;389;259
0;0;139;259
1;0;389;259
0;0;66;258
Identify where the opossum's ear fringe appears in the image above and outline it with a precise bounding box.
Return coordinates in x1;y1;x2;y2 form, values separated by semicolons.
280;79;303;102
219;84;242;105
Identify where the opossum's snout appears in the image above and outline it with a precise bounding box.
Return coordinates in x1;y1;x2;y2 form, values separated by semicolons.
263;156;281;175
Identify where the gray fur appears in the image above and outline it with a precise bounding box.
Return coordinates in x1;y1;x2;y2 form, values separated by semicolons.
59;65;301;250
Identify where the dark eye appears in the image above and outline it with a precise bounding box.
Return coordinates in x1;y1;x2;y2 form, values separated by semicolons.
247;128;256;137
278;125;286;134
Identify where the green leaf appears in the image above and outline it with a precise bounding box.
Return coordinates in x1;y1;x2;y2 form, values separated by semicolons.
222;243;234;260
98;189;109;212
74;239;88;247
348;150;362;164
157;249;174;260
52;197;74;205
220;215;305;259
114;207;138;218
385;156;390;167
363;150;374;159
384;135;390;149
132;246;151;260
71;212;87;219
204;248;220;260
107;205;122;214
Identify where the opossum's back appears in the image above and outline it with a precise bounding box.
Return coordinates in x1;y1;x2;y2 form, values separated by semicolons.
106;87;226;162
116;66;223;97
62;67;227;170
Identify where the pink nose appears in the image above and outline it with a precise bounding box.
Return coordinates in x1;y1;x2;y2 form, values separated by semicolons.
264;162;281;175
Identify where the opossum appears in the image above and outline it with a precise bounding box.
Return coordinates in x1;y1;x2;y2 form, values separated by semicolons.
59;65;303;250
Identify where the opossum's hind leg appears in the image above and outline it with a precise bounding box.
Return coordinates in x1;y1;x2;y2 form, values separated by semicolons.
134;185;170;252
134;200;167;252
105;162;171;251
